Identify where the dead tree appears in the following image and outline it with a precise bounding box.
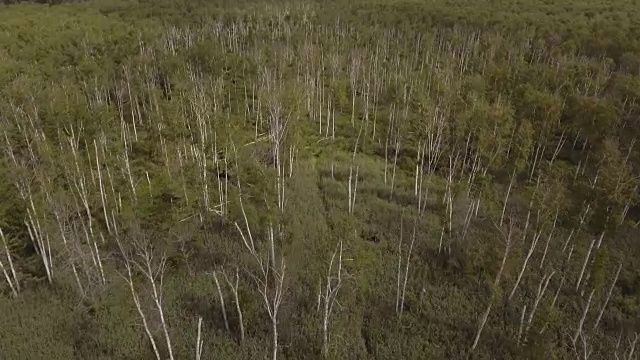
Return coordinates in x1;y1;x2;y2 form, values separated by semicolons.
196;316;204;360
574;330;593;360
593;262;622;331
517;304;527;346
523;270;556;343
349;52;361;127
348;112;365;215
389;117;402;201
470;220;513;352
396;211;405;315
116;240;161;360
500;171;516;226
25;192;53;284
116;233;174;360
233;190;285;360
625;333;639;360
539;210;558;270
397;217;417;317
576;237;597;291
134;246;174;360
223;268;245;344
252;225;287;360
508;217;543;302
573;289;596;346
319;240;345;357
213;270;230;333
0;228;19;297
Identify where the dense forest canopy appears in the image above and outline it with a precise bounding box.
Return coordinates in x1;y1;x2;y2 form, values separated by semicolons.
0;0;639;359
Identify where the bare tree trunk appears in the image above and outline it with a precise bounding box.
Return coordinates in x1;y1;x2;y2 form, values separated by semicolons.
471;303;492;352
399;219;417;317
494;223;513;288
389;135;401;200
471;222;512;352
593;262;622;330
508;226;542;302
213;270;230;333
116;237;161;360
321;240;344;357
539;211;558;269
517;304;527;346
223;268;245;344
500;171;515;226
138;250;174;360
524;271;555;342
0;228;19;297
25;198;53;284
94;140;111;235
196;316;204;360
396;211;404;314
627;333;639;360
253;225;286;360
576;238;597;291
573;289;596;346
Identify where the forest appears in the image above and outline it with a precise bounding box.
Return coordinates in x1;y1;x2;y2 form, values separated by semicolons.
0;0;639;359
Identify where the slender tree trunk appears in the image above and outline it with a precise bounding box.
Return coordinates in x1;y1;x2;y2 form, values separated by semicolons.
593;263;622;330
213;271;230;333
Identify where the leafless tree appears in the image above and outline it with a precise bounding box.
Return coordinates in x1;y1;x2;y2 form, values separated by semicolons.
0;228;19;297
195;316;204;360
252;225;287;360
508;214;544;302
573;289;596;347
625;333;639;360
500;171;516;226
593;262;622;330
576;237;597;291
470;220;513;352
116;234;174;360
523;270;555;343
318;240;345;357
397;217;417;318
574;329;593;360
223;268;245;344
212;270;230;333
25;191;53;284
517;304;527;346
539;210;558;270
349;52;361;127
116;240;161;360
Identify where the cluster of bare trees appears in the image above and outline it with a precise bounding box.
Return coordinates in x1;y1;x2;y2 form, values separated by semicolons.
468;175;629;358
0;6;637;359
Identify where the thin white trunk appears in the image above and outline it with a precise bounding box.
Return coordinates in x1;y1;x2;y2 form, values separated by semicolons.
115;238;161;360
576;238;597;291
223;268;245;344
396;212;404;314
94;140;111;235
0;228;19;297
321;240;343;357
195;317;203;360
400;219;417;317
573;289;596;346
508;226;542;302
593;262;622;330
470;303;492;352
213;271;230;333
524;271;556;342
517;304;527;346
500;170;516;226
539;211;558;270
